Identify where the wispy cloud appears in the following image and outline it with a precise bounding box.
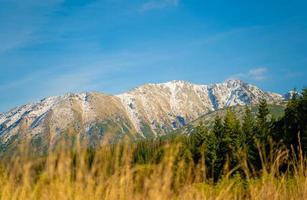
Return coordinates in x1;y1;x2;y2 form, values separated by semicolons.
248;67;267;80
0;0;63;54
139;0;179;12
229;67;268;81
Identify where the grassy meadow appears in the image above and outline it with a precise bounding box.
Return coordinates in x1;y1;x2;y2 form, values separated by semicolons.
0;137;306;200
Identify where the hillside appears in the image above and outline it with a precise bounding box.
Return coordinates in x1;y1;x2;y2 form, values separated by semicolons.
173;103;286;135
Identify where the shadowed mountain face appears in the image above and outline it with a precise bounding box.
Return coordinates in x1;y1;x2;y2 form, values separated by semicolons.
0;79;284;151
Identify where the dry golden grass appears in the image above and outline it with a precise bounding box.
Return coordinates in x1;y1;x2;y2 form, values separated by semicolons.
0;140;306;200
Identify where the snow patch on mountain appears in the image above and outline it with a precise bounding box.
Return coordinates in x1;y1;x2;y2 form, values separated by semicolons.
0;79;286;143
0;93;91;136
117;79;284;134
117;93;144;137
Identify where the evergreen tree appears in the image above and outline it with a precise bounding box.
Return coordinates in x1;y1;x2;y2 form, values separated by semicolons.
211;116;225;180
242;106;255;145
283;91;300;148
256;99;270;141
222;109;242;168
203;131;219;180
189;122;208;162
213;116;224;140
190;122;207;147
242;106;261;168
223;109;241;150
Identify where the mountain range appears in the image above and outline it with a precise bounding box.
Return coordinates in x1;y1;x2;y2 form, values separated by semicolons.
0;79;286;151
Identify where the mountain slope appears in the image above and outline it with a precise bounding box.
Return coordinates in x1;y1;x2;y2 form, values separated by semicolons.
117;79;282;135
0;93;139;151
0;79;284;150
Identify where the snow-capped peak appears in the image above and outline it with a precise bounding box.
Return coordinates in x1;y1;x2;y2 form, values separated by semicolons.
283;90;298;100
0;92;91;136
0;80;285;147
117;79;284;135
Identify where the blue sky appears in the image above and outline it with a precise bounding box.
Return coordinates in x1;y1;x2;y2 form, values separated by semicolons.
0;0;307;112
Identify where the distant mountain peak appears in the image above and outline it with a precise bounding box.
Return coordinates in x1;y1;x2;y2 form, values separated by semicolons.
164;80;192;85
0;79;285;150
223;78;245;85
283;90;298;100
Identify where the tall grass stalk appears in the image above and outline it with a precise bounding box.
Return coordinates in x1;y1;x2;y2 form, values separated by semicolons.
0;138;306;200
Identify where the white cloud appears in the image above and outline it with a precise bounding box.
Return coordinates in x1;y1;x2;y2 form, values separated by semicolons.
247;67;267;81
229;67;268;81
139;0;179;12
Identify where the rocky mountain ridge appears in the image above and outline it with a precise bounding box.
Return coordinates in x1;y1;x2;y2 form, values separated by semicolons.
0;79;284;149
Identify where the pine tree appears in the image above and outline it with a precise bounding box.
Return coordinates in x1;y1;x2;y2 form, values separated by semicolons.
222;109;242;168
242;106;260;167
190;122;208;162
223;109;241;149
257;99;269;122
283;91;300;148
212;116;225;180
213;116;224;141
242;106;255;145
190;122;207;147
256;99;270;141
203;131;219;180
